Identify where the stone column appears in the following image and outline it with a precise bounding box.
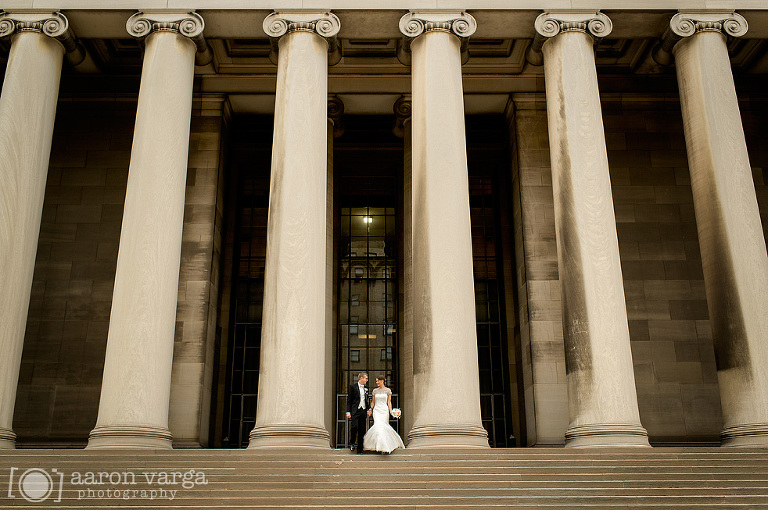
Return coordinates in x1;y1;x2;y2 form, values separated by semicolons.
87;12;205;449
326;96;343;440
527;12;649;447
393;96;415;439
664;12;768;447
248;12;339;449
0;12;72;449
399;12;488;448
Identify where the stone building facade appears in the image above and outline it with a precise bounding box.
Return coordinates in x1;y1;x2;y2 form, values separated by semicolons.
0;2;767;450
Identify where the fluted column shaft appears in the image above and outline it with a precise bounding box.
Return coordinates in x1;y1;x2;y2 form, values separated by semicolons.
400;12;488;448
0;12;68;449
534;12;648;447
670;12;768;447
248;12;339;448
88;12;202;449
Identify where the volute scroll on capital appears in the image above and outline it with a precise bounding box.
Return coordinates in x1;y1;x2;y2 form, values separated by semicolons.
328;95;345;139
262;11;341;64
525;11;613;66
126;11;211;65
652;11;748;65
0;11;82;60
397;11;476;63
263;11;340;40
398;11;477;40
392;95;412;139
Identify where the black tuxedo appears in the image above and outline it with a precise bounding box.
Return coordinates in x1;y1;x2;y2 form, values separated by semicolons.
347;382;370;453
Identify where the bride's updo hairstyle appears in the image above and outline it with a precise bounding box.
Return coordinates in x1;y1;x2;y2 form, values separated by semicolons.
376;375;386;383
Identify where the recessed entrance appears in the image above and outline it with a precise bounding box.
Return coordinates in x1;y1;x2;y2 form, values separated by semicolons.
333;116;404;447
213;114;522;448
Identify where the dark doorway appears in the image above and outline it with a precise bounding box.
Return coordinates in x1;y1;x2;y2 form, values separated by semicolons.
468;115;519;447
333;116;404;447
216;116;272;449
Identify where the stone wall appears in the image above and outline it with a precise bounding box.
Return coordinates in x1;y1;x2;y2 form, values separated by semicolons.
14;95;224;446
169;95;226;447
606;94;719;443
511;92;767;445
13;98;132;444
511;94;565;446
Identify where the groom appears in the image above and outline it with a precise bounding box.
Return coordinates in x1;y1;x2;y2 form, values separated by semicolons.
346;372;372;454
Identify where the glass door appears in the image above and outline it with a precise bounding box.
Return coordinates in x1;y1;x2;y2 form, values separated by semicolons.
336;199;400;446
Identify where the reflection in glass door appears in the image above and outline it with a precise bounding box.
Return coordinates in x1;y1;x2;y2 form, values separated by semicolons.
336;204;399;446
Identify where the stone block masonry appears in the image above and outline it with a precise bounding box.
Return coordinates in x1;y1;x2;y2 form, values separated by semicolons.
14;95;224;446
511;92;768;445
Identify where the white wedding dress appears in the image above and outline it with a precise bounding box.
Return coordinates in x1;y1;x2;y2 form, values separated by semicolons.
363;388;404;453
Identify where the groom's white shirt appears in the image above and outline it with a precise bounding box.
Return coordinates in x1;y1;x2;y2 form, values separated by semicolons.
358;383;365;409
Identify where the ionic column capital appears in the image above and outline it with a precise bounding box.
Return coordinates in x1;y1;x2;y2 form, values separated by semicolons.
263;11;340;40
127;11;208;58
0;11;77;53
262;11;340;63
653;11;748;65
669;11;748;39
399;11;477;40
398;11;476;61
526;11;612;66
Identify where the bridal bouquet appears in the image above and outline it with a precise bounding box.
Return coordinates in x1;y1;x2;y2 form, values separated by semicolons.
391;408;401;419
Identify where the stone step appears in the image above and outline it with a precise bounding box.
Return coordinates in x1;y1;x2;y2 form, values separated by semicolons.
10;479;765;493
6;469;768;480
42;486;768;494
6;452;766;459
122;476;768;484
6;457;767;464
3;500;768;508
34;463;767;471
7;449;767;455
2;506;766;510
190;475;768;482
18;458;763;465
5;455;767;464
2;448;767;508
23;479;768;490
4;495;767;508
7;461;768;468
7;447;768;455
5;455;768;465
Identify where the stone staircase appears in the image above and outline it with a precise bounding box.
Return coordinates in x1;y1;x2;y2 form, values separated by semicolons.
1;448;768;508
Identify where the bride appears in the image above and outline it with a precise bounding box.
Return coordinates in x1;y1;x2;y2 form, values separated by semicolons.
363;375;405;453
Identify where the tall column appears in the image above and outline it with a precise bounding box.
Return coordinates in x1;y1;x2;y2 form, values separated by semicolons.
0;12;72;449
248;12;339;449
527;12;649;447
393;96;416;440
326;96;343;440
664;12;768;447
87;12;205;449
399;12;488;448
